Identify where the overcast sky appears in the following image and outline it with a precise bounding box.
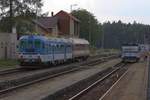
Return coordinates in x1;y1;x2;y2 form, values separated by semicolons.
42;0;150;24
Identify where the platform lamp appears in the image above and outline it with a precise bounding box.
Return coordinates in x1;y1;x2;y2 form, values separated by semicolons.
70;4;78;38
70;4;78;12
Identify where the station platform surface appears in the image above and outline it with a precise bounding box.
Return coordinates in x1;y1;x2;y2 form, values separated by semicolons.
102;60;148;100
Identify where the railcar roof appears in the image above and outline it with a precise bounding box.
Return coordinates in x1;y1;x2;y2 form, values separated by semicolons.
48;38;72;44
19;35;48;41
70;38;89;45
19;35;88;45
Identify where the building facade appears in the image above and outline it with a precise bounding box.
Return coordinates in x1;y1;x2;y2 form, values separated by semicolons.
0;33;17;59
34;10;80;37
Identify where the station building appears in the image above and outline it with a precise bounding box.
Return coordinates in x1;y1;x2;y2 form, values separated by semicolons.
0;32;17;59
33;10;80;38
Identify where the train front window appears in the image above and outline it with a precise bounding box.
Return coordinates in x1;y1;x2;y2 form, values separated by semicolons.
28;40;33;48
34;40;41;48
19;40;27;49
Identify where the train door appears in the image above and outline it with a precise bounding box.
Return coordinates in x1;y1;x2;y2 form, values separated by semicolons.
52;44;55;63
53;43;58;61
60;44;65;61
64;43;67;61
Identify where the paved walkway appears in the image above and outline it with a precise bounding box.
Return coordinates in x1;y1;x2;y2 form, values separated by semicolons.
102;61;148;100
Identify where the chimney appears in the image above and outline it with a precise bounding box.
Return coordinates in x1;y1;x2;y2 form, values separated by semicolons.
51;12;54;17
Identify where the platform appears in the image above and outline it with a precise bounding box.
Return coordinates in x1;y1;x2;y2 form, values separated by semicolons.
102;60;148;100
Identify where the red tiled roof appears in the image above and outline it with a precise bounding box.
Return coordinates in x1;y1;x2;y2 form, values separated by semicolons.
55;10;80;22
36;17;58;28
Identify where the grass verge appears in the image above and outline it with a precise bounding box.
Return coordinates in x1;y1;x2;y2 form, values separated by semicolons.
0;59;18;69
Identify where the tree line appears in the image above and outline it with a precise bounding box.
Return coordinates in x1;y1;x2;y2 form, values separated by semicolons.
72;9;150;49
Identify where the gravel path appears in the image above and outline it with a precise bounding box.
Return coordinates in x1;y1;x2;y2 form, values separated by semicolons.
0;59;120;100
102;60;148;100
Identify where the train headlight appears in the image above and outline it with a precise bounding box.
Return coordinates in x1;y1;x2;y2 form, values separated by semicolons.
20;55;23;59
19;55;24;62
19;54;23;59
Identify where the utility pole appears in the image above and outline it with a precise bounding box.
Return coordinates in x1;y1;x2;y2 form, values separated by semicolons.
70;4;77;12
70;4;77;38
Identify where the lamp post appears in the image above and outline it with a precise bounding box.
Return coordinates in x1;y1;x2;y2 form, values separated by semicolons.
70;4;78;38
70;4;78;12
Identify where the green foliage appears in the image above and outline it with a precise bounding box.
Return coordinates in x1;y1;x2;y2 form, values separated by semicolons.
0;59;18;68
71;9;150;49
0;0;44;33
103;21;150;49
71;9;102;47
0;0;43;17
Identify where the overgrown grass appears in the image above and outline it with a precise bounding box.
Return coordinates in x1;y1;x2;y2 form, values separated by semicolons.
0;59;18;69
90;46;120;56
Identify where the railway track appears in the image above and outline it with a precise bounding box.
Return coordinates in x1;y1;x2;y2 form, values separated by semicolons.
43;62;129;100
0;55;118;96
0;68;21;76
67;63;129;100
0;54;117;76
0;66;83;95
0;54;117;82
0;56;106;82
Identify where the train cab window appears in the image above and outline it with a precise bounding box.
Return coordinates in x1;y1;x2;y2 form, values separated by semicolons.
28;40;33;48
42;42;45;49
20;40;27;49
56;45;59;49
34;40;41;48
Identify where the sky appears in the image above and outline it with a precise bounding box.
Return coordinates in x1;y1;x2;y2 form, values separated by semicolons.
42;0;150;25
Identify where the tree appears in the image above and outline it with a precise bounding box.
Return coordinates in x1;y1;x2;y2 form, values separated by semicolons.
0;0;43;33
72;9;150;49
71;9;102;47
102;21;150;49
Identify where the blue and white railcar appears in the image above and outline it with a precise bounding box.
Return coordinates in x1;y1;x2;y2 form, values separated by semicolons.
18;35;72;66
18;35;51;66
18;35;90;68
121;43;140;62
52;38;72;63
